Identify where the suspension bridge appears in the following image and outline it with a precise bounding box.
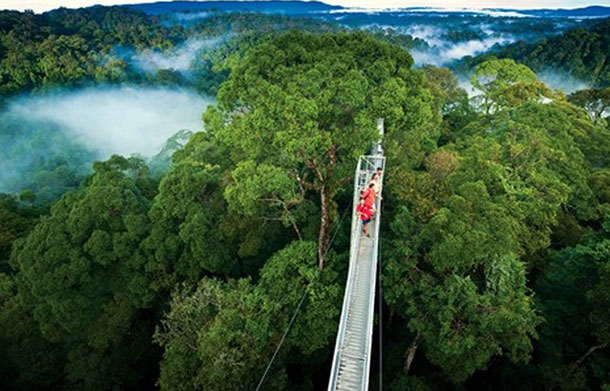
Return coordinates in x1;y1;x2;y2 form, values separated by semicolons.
327;119;385;391
256;119;386;391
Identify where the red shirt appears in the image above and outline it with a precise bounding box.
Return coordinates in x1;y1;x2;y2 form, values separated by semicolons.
362;188;376;207
356;204;372;221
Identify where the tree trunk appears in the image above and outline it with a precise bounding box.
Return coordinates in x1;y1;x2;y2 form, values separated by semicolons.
314;146;339;269
404;331;421;375
318;186;330;269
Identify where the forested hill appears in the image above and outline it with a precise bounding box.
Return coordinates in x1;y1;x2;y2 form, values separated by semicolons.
0;6;342;96
0;7;183;94
456;18;610;88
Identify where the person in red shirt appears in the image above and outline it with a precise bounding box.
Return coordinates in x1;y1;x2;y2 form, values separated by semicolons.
356;197;372;237
361;182;377;214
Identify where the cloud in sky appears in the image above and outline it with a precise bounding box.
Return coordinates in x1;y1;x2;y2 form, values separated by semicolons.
0;0;606;13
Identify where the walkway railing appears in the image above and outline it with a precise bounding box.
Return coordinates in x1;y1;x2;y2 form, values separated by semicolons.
328;120;385;390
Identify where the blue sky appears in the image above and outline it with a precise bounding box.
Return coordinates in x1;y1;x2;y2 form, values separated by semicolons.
0;0;608;13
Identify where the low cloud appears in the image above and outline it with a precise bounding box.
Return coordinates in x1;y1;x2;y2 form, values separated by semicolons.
116;37;226;75
364;23;515;66
173;11;214;21
0;86;213;195
403;24;445;47
537;69;590;94
410;35;514;66
6;86;211;157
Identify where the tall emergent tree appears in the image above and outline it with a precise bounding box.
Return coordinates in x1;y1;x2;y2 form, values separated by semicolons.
470;58;555;114
204;31;437;268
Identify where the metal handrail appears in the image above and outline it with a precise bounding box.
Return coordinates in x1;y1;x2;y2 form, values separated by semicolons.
327;158;364;390
362;158;384;390
327;154;385;391
328;117;385;391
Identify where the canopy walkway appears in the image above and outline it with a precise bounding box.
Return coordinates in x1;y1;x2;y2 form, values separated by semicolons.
328;120;385;391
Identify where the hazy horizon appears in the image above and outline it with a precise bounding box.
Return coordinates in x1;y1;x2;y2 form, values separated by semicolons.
1;0;609;13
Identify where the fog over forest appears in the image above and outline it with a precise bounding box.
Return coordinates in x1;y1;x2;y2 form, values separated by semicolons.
404;24;515;66
0;2;604;206
0;87;211;196
129;37;226;74
5;87;208;156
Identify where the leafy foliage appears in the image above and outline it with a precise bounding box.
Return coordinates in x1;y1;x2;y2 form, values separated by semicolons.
383;60;610;384
206;31;438;267
536;222;610;390
9;156;159;390
155;241;342;390
470;58;555;113
568;87;610;126
144;131;248;287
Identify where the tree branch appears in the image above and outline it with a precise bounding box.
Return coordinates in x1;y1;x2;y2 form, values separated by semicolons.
295;170;314;191
257;198;302;240
572;343;608;367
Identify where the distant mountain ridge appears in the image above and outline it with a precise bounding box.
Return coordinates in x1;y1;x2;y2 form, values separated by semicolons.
488;5;610;18
124;1;610;19
126;1;341;14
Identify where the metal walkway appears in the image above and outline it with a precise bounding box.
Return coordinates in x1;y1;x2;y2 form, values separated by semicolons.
328;120;385;391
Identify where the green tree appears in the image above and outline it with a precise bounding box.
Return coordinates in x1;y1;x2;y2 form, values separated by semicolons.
143;131;285;289
536;223;610;390
0;273;66;390
382;97;610;382
568;87;610;125
385;185;540;382
205;31;437;268
422;65;468;114
155;241;342;390
470;59;555;114
421;65;475;145
10;155;158;390
0;194;38;271
38;34;90;85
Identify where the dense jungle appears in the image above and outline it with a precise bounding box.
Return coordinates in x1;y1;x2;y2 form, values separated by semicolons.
1;3;610;390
